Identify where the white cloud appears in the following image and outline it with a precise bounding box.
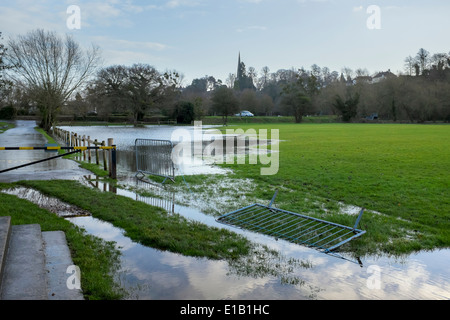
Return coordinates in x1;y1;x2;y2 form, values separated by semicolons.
92;36;168;52
165;0;202;9
88;36;169;66
0;3;66;37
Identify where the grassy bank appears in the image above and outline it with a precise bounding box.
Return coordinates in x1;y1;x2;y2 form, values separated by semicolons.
17;180;251;261
0;122;14;133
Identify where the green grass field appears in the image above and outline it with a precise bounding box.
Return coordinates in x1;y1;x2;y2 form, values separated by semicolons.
204;123;450;256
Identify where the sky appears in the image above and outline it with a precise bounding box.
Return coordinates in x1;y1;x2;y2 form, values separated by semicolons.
1;0;449;86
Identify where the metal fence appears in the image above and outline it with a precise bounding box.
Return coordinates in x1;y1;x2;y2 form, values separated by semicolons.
217;191;366;256
135;139;175;183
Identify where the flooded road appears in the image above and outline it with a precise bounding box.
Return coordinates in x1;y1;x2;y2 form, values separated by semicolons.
0;120;92;182
1;121;449;300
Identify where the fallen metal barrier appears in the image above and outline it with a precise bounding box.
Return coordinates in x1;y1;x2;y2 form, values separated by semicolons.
135;139;175;183
217;191;366;255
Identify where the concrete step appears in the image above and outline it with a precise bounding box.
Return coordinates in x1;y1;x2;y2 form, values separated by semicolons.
43;231;83;300
0;224;48;300
0;216;12;289
0;217;83;300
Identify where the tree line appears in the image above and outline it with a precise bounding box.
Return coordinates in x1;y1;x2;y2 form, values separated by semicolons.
1;29;449;131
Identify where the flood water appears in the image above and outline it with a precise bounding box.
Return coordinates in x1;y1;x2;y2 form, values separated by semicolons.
52;124;450;300
2;121;449;300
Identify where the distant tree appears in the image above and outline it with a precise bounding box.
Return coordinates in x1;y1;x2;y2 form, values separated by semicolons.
6;29;101;131
126;64;164;124
238;89;258;114
416;48;430;75
172;101;195;124
332;91;360;122
211;86;239;125
94;65;129;116
341;67;354;82
0;32;12;112
258;66;270;90
257;93;274;116
93;64;180;124
226;73;236;89
0;32;11;90
404;56;415;76
280;79;311;123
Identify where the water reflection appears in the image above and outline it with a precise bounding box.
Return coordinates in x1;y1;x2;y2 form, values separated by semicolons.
76;175;450;300
66;213;450;300
84;175;176;214
20;123;447;300
2;177;449;299
66;215;319;300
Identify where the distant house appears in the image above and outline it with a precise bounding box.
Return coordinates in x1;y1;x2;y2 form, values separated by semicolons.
353;76;373;84
371;70;397;83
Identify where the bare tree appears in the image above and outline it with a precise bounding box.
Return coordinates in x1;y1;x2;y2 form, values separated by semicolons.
6;29;101;131
416;48;430;75
341;67;354;82
258;66;270;90
226;73;236;89
404;56;415;76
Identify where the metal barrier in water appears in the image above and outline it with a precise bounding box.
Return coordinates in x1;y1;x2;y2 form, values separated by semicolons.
135;139;175;183
217;191;366;256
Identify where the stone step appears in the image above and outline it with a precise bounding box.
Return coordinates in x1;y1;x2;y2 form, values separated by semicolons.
43;231;83;300
0;224;48;300
0;217;83;300
0;216;12;289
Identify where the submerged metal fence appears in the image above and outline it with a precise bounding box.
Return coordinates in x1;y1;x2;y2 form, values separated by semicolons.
217;192;366;255
135;139;175;183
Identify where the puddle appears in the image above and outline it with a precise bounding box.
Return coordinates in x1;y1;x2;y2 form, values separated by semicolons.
76;175;450;300
66;215;321;300
2;187;91;218
67;214;450;300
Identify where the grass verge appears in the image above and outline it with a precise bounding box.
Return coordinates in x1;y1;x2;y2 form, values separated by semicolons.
17;179;251;261
0;122;14;133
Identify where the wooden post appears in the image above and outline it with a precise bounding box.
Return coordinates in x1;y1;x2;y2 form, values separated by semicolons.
82;135;86;161
87;136;91;163
95;139;99;165
108;138;114;178
102;141;107;171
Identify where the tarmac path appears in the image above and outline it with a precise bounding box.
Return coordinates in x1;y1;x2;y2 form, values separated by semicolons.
0;120;92;182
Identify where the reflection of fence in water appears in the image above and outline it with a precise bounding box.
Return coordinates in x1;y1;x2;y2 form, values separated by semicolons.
83;175;176;214
133;178;175;214
135;139;175;183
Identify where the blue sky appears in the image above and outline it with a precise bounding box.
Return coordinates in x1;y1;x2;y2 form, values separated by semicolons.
1;0;449;85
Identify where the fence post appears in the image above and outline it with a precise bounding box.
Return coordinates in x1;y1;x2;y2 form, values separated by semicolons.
108;138;114;178
87;136;91;163
94;139;99;165
102;141;107;171
111;144;117;180
82;135;86;161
